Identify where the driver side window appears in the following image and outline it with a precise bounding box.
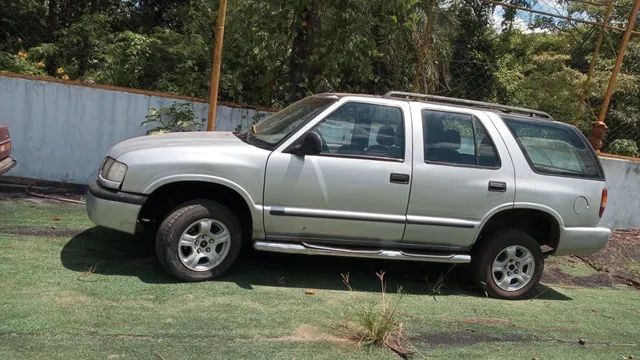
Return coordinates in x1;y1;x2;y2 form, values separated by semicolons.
311;102;404;160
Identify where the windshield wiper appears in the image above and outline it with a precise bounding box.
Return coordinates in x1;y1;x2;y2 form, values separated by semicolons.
535;164;583;175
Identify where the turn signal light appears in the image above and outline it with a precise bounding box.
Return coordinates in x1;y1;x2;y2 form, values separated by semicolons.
599;188;608;218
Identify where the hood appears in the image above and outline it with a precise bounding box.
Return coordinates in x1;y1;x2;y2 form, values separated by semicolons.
108;131;244;158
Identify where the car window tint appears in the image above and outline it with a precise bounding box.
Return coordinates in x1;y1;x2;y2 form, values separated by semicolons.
422;110;500;168
503;117;601;178
312;102;404;159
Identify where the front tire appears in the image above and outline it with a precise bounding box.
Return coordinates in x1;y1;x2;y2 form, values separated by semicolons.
472;229;544;299
155;200;242;281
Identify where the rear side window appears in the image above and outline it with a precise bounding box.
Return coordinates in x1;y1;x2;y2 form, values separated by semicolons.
503;117;603;179
422;110;500;168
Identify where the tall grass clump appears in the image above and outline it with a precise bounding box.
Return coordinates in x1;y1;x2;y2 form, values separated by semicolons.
339;271;412;357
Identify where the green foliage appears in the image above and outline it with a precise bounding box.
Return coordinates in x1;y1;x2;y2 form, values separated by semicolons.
0;0;47;52
1;0;640;153
497;52;585;124
141;102;204;135
93;31;153;87
0;52;45;76
55;14;112;78
607;139;639;157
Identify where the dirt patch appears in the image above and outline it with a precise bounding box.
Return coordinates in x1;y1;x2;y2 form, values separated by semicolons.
0;192;52;203
413;330;536;347
544;230;640;288
0;226;82;237
460;317;512;326
265;325;352;344
583;229;640;280
43;290;92;307
543;262;616;287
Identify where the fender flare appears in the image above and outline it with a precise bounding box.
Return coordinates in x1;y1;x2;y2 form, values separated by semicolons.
472;202;564;247
143;174;263;215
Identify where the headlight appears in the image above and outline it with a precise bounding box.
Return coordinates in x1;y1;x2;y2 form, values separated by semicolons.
99;157;127;189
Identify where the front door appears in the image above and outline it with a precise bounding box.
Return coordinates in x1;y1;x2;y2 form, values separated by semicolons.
263;100;412;245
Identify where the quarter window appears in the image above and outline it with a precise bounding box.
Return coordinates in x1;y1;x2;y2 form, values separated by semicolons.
503;117;602;179
311;102;404;160
422;110;500;168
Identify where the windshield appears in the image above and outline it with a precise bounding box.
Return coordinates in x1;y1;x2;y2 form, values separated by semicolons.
240;96;337;150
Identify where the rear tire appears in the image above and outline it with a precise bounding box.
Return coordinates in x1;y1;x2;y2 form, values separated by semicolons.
472;229;544;299
155;200;242;282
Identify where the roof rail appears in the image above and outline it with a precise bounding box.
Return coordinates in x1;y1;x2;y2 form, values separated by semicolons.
384;91;553;119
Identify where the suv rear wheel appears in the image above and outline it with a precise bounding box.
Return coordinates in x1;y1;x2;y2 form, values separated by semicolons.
472;229;544;299
156;200;241;281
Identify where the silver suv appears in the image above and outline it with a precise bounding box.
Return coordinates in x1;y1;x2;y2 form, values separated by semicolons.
86;92;610;299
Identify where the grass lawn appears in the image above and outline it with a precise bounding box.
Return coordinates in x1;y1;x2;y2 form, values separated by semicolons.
0;195;639;359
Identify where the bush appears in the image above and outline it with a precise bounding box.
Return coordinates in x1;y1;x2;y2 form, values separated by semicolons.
141;102;204;135
0;51;46;76
607;139;639;157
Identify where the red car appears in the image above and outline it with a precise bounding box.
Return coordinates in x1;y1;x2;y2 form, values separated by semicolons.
0;125;16;175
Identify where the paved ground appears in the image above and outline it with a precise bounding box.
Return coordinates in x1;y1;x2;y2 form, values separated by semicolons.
0;195;639;359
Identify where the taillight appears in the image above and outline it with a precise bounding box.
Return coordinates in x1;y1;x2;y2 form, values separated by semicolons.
599;188;608;218
0;139;9;155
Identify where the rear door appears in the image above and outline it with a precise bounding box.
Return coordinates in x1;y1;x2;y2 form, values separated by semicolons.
402;106;515;250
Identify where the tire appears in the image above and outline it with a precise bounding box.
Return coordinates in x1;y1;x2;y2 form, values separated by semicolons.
155;200;242;282
471;229;544;299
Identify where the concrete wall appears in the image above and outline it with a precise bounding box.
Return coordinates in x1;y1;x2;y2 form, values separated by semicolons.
0;74;270;184
1;74;638;228
600;157;640;229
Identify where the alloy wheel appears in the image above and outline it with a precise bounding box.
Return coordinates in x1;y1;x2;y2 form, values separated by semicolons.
178;218;231;271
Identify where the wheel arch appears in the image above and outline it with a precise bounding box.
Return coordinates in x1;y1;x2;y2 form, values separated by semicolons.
473;205;563;253
139;177;262;242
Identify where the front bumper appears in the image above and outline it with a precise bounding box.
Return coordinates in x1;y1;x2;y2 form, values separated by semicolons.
555;226;611;255
0;157;16;175
86;180;147;234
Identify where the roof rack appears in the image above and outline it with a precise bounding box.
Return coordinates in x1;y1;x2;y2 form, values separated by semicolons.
384;91;553;119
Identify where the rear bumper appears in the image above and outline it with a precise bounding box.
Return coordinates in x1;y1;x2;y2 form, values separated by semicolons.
555;226;611;255
0;157;16;175
86;180;147;234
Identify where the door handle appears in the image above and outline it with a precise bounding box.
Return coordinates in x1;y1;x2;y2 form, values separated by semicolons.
488;181;507;192
390;173;410;184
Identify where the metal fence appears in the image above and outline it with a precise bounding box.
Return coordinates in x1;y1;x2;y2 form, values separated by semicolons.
423;58;640;159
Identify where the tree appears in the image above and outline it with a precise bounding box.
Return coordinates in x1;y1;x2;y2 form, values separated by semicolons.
1;0;639;152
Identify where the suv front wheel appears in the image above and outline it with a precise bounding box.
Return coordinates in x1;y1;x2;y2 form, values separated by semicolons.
156;200;242;281
472;229;544;299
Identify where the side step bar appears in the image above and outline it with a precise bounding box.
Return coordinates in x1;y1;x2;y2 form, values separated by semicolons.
254;241;471;264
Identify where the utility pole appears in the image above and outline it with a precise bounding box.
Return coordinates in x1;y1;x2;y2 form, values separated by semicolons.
206;0;228;131
590;0;640;151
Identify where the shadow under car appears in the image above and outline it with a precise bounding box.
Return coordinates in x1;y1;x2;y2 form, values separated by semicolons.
60;227;571;300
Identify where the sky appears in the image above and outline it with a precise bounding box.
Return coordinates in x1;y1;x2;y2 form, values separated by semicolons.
492;0;570;32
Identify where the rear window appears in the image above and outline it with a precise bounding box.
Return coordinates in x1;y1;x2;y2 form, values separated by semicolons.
502;117;604;180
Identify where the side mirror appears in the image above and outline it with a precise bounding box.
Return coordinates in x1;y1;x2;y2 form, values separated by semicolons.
287;132;322;156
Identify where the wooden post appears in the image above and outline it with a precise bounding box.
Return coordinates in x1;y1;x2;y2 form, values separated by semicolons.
206;0;228;131
590;0;640;151
578;0;613;120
